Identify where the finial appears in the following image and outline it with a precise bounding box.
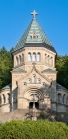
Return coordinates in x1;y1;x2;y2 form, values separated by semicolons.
31;10;38;19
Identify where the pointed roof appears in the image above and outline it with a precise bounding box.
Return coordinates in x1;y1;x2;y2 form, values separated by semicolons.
42;68;57;73
1;84;11;91
56;83;67;90
12;17;56;53
25;18;52;44
11;68;26;72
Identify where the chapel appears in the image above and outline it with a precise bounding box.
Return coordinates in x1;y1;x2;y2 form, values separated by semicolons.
0;11;68;114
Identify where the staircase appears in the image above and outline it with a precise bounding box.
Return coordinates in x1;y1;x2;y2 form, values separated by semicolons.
0;109;68;123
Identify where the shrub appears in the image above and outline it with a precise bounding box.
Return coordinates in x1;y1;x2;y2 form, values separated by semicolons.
0;120;68;139
38;112;45;119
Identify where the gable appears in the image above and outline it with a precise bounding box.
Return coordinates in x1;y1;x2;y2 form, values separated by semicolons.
17;64;51;86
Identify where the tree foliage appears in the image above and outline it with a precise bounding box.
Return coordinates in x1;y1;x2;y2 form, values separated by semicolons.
0;47;13;89
56;55;68;89
0;120;68;139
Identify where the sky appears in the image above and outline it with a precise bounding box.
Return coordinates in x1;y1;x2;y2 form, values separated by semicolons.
0;0;68;55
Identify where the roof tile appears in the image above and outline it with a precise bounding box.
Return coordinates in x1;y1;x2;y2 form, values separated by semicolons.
12;18;56;53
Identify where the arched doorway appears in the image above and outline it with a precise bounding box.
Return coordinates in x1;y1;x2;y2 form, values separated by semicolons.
23;87;43;110
29;102;39;109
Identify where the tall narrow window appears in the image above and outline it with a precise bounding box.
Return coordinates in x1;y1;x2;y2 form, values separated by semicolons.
28;53;32;61
3;94;6;103
50;57;53;66
32;53;36;61
58;93;61;103
46;55;49;64
7;94;10;103
37;53;41;62
19;55;21;64
22;54;24;62
16;56;18;66
62;94;65;104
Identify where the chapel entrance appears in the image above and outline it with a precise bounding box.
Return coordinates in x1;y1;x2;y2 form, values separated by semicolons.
29;102;39;109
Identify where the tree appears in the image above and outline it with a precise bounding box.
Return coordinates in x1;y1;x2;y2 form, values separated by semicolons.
0;47;13;89
56;55;68;89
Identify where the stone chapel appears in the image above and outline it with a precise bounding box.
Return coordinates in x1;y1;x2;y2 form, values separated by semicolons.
0;11;68;114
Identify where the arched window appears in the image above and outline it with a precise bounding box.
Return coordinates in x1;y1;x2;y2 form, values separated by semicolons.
37;78;41;84
22;54;24;62
33;75;36;83
58;93;61;103
37;53;41;62
28;78;32;84
19;55;21;64
46;55;49;64
28;53;32;61
0;96;2;105
3;94;6;103
32;53;36;61
62;94;65;104
50;57;53;66
7;94;10;103
16;56;18;66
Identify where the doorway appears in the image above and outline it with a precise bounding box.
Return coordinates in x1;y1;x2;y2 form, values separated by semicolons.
29;102;33;109
29;102;39;109
35;102;39;109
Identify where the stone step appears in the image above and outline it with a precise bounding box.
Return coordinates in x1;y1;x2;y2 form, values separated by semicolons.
0;109;68;123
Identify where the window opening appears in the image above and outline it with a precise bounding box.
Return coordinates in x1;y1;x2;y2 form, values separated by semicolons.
58;93;61;103
28;53;32;61
32;53;36;61
3;94;6;103
16;56;18;65
37;53;41;62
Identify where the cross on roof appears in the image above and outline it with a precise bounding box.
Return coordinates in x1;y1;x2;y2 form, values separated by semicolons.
31;10;38;19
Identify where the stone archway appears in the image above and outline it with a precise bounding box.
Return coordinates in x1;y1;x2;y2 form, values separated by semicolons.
23;87;43;110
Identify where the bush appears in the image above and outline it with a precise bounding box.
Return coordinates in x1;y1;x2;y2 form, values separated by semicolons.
0;120;68;139
38;112;45;119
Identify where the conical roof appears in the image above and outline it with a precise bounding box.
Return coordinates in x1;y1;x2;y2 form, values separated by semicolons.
13;17;56;53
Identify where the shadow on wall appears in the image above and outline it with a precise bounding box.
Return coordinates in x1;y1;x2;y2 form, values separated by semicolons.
11;87;17;111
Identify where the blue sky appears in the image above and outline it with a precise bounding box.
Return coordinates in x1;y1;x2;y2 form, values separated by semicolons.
0;0;68;55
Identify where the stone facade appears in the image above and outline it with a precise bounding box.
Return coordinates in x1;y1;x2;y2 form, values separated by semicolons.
0;12;68;114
